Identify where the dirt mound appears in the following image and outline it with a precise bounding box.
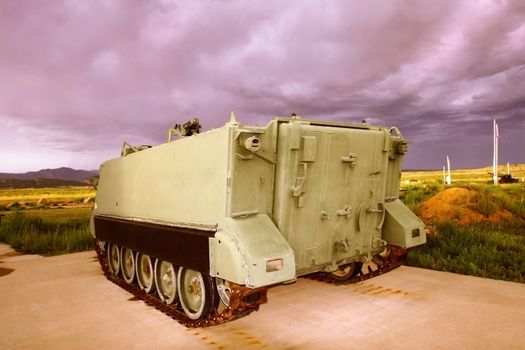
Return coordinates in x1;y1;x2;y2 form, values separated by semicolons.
420;187;512;225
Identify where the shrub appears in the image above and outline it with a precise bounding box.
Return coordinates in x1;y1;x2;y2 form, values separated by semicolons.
473;188;498;216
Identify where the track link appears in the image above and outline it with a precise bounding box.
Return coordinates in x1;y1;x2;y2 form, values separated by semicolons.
306;246;408;285
93;238;267;328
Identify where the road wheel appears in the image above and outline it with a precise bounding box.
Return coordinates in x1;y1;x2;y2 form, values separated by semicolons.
107;243;120;276
329;262;361;281
136;253;154;293
121;247;135;284
178;267;213;320
155;259;177;304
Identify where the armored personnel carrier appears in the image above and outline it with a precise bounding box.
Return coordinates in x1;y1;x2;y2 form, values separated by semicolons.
91;115;426;327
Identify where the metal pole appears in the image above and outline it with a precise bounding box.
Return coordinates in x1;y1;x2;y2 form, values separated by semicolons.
446;155;451;185
493;119;497;185
496;125;499;185
494;119;499;185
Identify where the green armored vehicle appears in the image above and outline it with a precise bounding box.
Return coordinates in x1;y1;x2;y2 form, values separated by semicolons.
91;115;426;326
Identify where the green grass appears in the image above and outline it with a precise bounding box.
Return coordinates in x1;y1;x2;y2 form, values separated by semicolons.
405;182;525;283
478;184;525;218
474;188;499;216
407;221;525;282
448;183;525;219
0;210;93;255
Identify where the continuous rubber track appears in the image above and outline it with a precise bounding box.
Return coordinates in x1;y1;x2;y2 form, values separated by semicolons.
93;238;268;328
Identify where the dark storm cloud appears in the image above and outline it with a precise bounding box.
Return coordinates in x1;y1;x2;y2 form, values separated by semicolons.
0;0;524;171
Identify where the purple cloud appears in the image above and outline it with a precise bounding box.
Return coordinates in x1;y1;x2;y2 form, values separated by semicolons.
1;0;524;172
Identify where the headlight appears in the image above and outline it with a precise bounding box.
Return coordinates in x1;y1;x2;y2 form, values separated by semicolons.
244;136;261;153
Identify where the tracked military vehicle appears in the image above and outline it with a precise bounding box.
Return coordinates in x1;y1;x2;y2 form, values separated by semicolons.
91;115;426;327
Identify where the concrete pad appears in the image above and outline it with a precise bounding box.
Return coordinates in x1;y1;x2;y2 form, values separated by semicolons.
0;251;524;350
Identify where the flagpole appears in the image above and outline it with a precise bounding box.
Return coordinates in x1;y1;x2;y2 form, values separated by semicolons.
496;122;499;185
493;118;498;186
493;118;495;185
446;155;451;185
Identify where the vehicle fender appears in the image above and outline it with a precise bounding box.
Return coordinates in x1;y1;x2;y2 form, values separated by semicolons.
209;214;296;288
209;230;249;285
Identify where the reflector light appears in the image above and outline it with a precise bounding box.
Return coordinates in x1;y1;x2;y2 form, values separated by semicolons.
266;258;284;272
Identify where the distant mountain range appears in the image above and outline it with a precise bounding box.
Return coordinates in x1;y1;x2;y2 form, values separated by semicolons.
0;167;98;188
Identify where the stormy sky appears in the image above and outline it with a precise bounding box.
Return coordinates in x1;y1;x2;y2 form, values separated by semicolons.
1;0;524;172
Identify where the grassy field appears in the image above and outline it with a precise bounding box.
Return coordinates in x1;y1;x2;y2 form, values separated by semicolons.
401;163;525;185
22;207;93;219
0;186;95;255
0;209;92;255
402;177;525;283
0;186;95;209
407;220;525;282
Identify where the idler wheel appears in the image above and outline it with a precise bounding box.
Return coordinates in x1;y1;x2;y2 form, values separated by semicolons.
155;259;177;304
107;243;121;276
121;247;136;284
136;253;154;293
329;262;362;281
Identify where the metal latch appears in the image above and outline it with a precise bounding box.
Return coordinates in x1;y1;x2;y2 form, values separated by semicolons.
336;205;352;219
291;163;308;197
366;206;383;214
341;153;357;167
